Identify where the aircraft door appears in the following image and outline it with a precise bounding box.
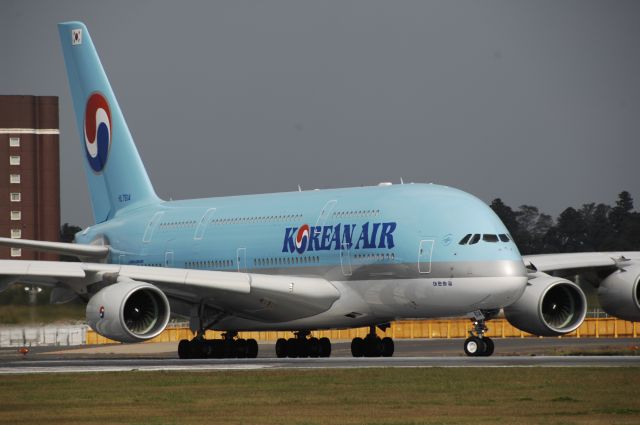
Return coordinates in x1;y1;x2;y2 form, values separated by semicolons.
237;248;247;272
340;242;352;276
165;251;174;268
194;208;217;240
418;239;434;274
314;200;337;234
142;212;164;243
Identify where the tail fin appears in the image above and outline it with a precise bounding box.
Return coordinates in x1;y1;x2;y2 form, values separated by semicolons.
58;21;160;223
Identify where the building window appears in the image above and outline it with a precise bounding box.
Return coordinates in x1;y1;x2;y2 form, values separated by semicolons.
10;211;21;220
10;248;21;257
9;137;20;147
9;156;20;165
10;174;20;184
10;229;21;239
10;192;21;202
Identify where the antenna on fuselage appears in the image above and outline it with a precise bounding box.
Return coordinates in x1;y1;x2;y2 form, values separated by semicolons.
298;185;302;192
400;177;404;184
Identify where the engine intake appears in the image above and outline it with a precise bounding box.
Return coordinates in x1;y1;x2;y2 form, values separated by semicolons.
87;279;170;343
504;275;587;336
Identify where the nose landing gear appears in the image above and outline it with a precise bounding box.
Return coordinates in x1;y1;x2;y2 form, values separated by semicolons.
464;311;495;357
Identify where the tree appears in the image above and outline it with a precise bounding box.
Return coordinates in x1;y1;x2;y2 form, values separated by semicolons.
490;198;520;237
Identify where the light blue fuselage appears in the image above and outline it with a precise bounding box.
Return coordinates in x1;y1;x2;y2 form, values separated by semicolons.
76;183;528;330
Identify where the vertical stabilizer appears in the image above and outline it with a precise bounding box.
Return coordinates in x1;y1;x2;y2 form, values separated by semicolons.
58;21;160;223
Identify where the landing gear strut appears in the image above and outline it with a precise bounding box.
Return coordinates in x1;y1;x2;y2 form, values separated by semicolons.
463;311;494;357
275;331;331;358
351;325;394;357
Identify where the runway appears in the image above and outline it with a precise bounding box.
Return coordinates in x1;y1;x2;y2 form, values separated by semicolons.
1;355;640;374
0;338;638;373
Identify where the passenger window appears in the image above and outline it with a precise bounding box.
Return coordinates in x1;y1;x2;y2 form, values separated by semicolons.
459;234;472;245
469;234;481;245
499;234;510;242
483;234;499;243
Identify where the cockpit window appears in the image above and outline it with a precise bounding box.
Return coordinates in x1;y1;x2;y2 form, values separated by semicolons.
483;234;499;243
459;234;472;245
499;234;510;242
469;234;481;244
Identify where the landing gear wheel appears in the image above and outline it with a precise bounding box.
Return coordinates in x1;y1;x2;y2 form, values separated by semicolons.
178;339;191;359
351;337;365;357
275;338;287;358
308;337;320;358
464;336;486;357
318;337;331;357
363;335;383;357
286;338;299;358
481;337;494;357
235;338;248;358
381;337;395;357
246;339;259;358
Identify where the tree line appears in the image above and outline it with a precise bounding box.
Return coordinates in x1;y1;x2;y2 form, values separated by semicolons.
490;191;640;255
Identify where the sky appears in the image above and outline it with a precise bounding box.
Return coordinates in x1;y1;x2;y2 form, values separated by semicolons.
2;0;639;227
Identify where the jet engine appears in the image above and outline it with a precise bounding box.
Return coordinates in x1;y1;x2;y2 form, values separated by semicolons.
86;279;170;343
504;275;587;336
598;265;640;322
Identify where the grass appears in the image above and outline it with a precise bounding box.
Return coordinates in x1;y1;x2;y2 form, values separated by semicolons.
0;304;85;325
0;368;639;424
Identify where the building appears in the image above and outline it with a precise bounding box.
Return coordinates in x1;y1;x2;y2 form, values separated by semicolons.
0;95;60;260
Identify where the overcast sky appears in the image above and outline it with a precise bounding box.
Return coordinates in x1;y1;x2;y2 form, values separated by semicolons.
2;1;639;227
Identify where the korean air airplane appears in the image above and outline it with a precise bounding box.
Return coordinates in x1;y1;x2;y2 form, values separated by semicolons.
1;22;639;359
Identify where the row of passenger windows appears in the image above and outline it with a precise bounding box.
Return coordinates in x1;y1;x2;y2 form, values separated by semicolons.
160;220;197;229
255;256;320;267
459;233;511;245
353;252;395;261
212;214;303;225
332;210;381;219
185;259;234;269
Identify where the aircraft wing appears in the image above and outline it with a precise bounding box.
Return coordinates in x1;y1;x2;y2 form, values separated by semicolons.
0;260;340;323
522;252;640;273
0;237;109;259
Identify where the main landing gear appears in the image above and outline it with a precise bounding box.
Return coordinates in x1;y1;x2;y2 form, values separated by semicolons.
463;311;494;357
275;331;332;358
350;325;395;357
178;332;259;359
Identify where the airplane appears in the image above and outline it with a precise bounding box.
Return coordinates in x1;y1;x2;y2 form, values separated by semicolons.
1;21;639;359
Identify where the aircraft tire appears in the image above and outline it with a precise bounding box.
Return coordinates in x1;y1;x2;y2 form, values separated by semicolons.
481;337;494;357
463;336;486;357
247;338;259;358
351;337;365;357
178;339;191;359
319;337;331;357
308;337;320;358
287;338;299;358
381;337;394;357
275;338;287;358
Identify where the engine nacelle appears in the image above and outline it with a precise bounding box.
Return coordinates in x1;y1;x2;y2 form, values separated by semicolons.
598;265;640;322
86;279;170;343
504;275;587;336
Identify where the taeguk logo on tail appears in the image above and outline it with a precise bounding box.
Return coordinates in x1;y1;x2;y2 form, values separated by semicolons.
84;92;112;173
283;222;397;254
